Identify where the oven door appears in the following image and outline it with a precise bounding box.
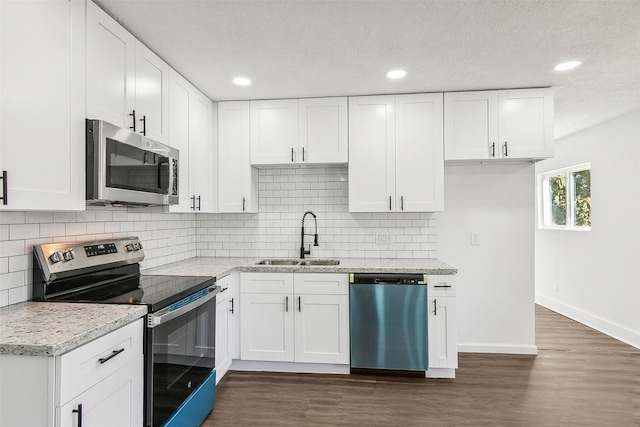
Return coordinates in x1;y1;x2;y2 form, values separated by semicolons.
146;286;220;427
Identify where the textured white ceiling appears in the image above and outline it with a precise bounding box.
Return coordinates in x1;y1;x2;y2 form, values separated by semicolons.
95;0;640;139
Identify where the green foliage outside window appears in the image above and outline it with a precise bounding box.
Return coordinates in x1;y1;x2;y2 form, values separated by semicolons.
549;174;566;226
573;169;591;227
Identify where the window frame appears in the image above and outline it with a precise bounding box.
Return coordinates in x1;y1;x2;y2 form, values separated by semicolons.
537;162;591;231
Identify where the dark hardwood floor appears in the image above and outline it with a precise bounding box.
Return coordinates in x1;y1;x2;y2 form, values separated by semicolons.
203;305;640;426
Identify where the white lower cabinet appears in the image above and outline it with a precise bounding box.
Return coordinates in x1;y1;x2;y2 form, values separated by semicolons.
240;273;349;365
215;274;239;382
0;319;144;427
427;275;458;372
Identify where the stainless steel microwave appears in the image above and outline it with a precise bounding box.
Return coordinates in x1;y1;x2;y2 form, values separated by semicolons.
86;119;179;206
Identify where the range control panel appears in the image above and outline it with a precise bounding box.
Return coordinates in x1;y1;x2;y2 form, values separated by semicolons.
33;236;145;282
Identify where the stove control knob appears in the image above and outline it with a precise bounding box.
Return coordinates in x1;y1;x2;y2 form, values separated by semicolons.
133;242;141;251
63;250;75;261
49;252;63;263
124;244;134;252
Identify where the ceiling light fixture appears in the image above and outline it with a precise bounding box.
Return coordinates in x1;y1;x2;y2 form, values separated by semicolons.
553;61;582;71
386;69;407;79
233;77;252;86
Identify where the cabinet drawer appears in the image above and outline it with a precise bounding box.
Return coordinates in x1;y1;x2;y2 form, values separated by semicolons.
294;273;348;295
57;318;144;405
427;275;456;296
241;272;293;294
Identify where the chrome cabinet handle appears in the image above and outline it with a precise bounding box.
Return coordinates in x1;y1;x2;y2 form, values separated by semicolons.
1;170;7;205
98;348;124;364
129;110;136;132
190;195;196;210
72;404;83;427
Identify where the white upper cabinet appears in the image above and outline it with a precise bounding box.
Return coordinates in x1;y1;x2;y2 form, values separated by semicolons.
134;42;170;143
444;88;553;160
218;101;258;213
87;1;169;143
348;93;444;212
250;99;298;165
169;70;215;213
298;97;348;164
250;97;348;166
0;0;86;211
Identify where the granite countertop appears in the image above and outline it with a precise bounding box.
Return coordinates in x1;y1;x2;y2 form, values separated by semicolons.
144;257;457;278
0;302;147;357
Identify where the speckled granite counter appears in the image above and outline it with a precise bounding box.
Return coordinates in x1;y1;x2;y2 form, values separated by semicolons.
0;302;147;357
144;257;457;278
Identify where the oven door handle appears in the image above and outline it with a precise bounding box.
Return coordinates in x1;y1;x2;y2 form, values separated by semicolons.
147;286;220;328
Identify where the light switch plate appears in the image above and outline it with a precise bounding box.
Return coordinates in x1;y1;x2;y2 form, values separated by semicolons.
470;232;480;246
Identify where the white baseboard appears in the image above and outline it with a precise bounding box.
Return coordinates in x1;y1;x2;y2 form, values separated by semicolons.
230;360;350;375
536;293;640;350
457;343;538;355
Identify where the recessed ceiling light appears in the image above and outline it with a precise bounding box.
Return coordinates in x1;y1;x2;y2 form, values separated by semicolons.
553;61;582;71
386;69;407;79
233;77;252;86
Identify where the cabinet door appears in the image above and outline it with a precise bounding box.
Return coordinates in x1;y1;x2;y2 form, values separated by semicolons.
428;296;458;369
229;278;240;360
348;95;396;212
134;41;170;143
294;294;350;364
168;69;192;213
498;88;554;159
0;0;85;211
298;97;348;164
240;293;294;362
218;101;258;213
215;293;231;382
189;89;215;212
86;0;135;129
250;99;298;165
57;359;143;427
395;93;444;212
241;272;293;294
444;91;498;160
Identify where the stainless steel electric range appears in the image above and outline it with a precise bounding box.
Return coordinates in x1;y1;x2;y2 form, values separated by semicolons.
32;236;219;427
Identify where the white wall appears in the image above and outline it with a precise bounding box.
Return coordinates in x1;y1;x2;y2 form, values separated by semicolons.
535;110;640;348
437;163;537;354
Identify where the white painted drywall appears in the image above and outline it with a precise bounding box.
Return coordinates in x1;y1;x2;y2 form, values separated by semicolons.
535;110;640;348
437;163;536;354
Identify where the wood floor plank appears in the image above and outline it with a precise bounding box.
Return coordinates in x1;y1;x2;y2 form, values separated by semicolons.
203;305;640;426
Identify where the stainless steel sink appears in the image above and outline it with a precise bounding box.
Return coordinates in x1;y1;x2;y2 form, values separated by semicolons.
255;259;301;266
298;259;340;266
255;259;340;266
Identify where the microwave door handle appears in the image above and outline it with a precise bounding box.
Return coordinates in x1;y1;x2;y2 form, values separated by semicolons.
158;158;170;190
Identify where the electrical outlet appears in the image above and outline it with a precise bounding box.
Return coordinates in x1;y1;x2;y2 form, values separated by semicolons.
375;233;391;244
470;232;480;246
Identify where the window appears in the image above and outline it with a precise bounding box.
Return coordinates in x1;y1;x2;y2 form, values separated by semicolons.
538;163;591;230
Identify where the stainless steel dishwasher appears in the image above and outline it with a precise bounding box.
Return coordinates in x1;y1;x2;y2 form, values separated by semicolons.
349;273;428;372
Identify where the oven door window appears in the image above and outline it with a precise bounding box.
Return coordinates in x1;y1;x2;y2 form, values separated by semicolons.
151;297;215;427
106;138;169;194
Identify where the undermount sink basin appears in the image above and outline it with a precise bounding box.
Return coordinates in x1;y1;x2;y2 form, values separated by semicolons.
255;259;301;266
297;259;341;266
255;259;340;266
